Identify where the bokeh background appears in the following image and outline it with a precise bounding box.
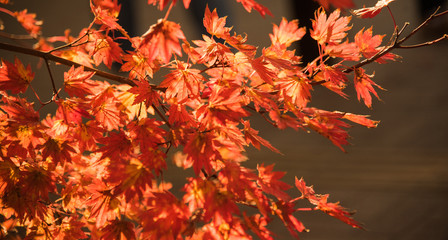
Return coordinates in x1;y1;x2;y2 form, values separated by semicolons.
1;0;447;239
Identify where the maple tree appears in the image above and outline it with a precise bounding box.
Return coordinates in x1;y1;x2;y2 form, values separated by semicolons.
0;0;446;239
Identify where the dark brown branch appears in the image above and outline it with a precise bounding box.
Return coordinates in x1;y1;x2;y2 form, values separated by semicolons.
0;41;136;86
43;58;60;99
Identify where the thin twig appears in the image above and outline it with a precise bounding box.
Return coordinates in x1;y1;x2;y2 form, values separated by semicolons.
43;58;60;99
398;34;448;49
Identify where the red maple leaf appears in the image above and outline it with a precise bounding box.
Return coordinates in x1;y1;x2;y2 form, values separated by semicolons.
272;200;307;238
242;120;280;153
355;27;399;63
90;0;128;37
120;41;155;79
0;57;34;94
86;32;123;68
295;177;363;229
342;112;379;128
64;66;98;98
353;0;395;19
303;108;350;151
196;86;249;127
354;67;384;108
139;19;185;64
257;164;291;201
159;61;205;102
127;79;161;106
100;219;137;240
183;131;221;175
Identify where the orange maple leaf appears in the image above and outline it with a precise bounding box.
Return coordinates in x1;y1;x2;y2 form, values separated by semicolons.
355;27;399;63
139;19;185;64
159;61;205;102
64;66;98;98
203;5;231;38
270;18;306;48
0;57;34;94
295;177;363;229
86;32;123;68
353;67;384;108
14;9;42;36
257;164;291;201
100;219;137;240
353;0;395;19
310;8;352;45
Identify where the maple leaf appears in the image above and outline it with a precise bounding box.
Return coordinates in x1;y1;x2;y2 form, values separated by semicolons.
277;71;313;109
86;32;123;68
354;67;384;108
64;66;98;98
39;137;77;165
55;99;90;125
90;0;128;37
314;0;355;10
140;191;190;239
86;183;121;228
310;8;352;45
270;18;306;48
167;103;196;127
353;0;395;19
0;57;34;94
191;35;232;64
355;27;399;63
128;118;166;150
196;86;249;127
272;200;307;238
203;5;231;38
20;164;56;204
303;108;350;151
242;120;280;153
127;79;161;106
139;19;185;64
98;130;132;161
268;109;300;130
101;219;137;240
52;216;88;240
295;177;363;229
257;164;291;201
235;0;273;17
14;9;42;36
120;49;155;79
250;57;277;85
159;61;205;102
342;113;379;128
93;0;121;17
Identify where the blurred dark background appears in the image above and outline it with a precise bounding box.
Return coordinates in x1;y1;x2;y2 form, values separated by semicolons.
1;0;447;239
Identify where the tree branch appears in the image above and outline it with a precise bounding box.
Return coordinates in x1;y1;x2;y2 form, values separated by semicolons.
0;41;136;86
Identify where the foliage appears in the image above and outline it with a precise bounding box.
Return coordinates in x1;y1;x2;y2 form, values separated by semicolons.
0;0;446;239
